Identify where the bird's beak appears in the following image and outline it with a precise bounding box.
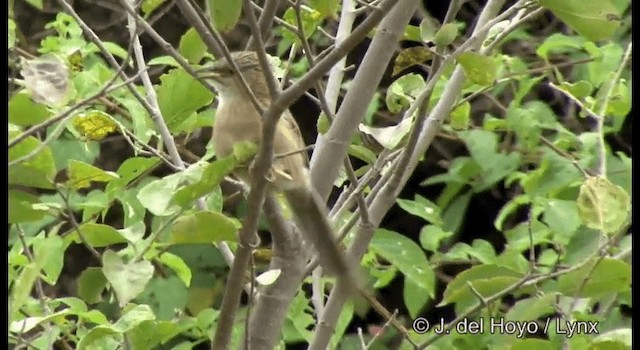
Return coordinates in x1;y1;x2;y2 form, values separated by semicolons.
196;67;221;81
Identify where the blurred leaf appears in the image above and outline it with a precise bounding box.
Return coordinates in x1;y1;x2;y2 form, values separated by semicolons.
359;117;413;150
78;267;108;304
282;7;323;42
370;229;435;297
592;328;632;349
8;92;51;126
138;173;183;216
208;0;242;33
577;176;630;234
385;73;425;113
179;28;206;64
172;145;255;207
255;269;282;286
8;190;48;223
558;81;594;99
397;194;443;225
539;0;621;41
102;251;155;306
72;110;118;141
106;157;159;196
557;257;630;297
8;134;56;189
505;293;558;321
510;339;555;350
158;252;192;287
404;279;430;318
9;18;16;48
156;68;214;132
450;101;470;130
457;52;497;86
439;264;523;306
169;211;240;244
542;199;581;243
67;159;119;189
33;234;65;284
148;55;181;67
434;23;459;47
392;47;432;77
536;34;585;60
142;0;167;15
309;0;339;18
65;223;128;247
419;17;439;43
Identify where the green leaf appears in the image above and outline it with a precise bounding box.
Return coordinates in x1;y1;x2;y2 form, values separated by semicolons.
9;18;16;48
158;252;192;287
141;0;167;15
33;234;65;284
392;47;432;77
148;55;181;67
72;110;118;141
592;328;632;349
539;0;621;42
102;251;155;306
505;293;558;321
450;101;470;130
77;326;120;350
137;173;183;216
281;7;323;42
563;227;602;265
169;211;240;244
106;157;160;196
9;92;51;126
370;229;435;296
419;225;453;252
535;34;585;60
403;279;430;318
347;144;377;165
78;267;108;304
65;223;128;247
384;73;425;113
359;117;413;150
8;190;48;223
179;28;206;64
510;339;555;350
113;304;156;332
419;17;439;43
137;277;188;321
24;0;43;10
557;257;631;297
309;0;339;18
172;154;250;207
440;264;523;306
50;139;100;172
457;52;497;86
459;129;521;191
255;269;282;286
397;194;443;225
434;23;459;48
208;0;242;32
10;263;40;316
577;176;630;234
542;199;581;243
156;68;214;132
67;159;119;189
558;81;594;99
9;134;56;189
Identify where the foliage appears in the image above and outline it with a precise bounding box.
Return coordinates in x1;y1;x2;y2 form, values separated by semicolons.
8;0;631;349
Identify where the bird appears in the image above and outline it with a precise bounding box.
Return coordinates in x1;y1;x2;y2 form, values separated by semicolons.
198;51;357;291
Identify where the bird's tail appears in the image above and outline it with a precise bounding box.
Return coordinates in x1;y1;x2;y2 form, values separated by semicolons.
283;186;358;291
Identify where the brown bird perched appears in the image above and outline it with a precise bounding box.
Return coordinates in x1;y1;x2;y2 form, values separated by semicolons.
199;51;357;291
